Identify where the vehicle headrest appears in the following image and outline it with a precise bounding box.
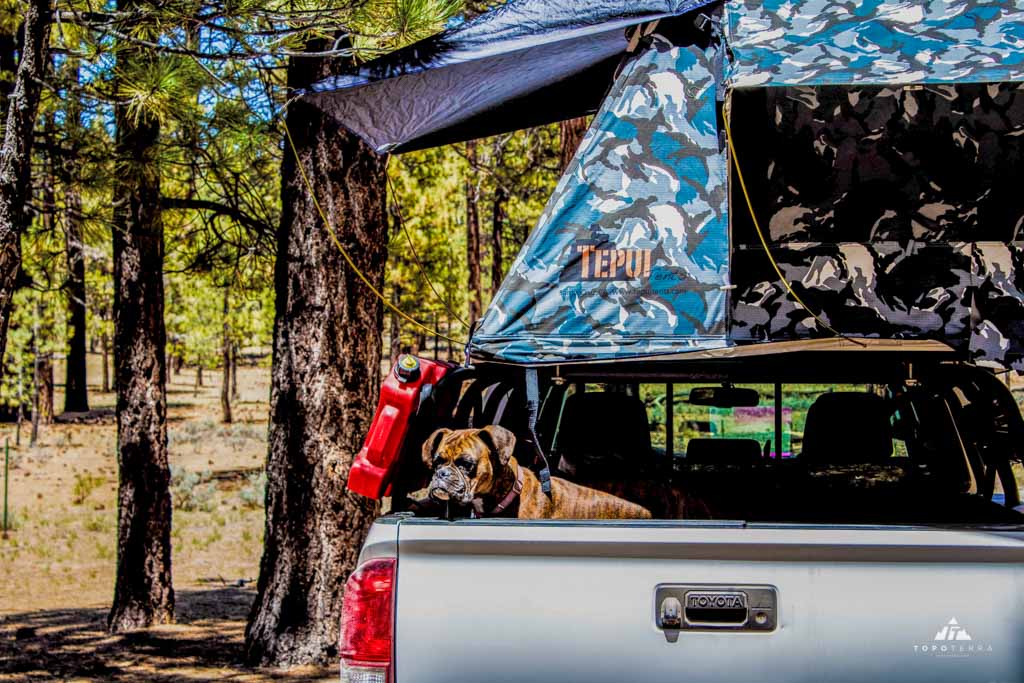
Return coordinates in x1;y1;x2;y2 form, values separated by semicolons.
556;392;652;473
686;438;763;464
801;392;893;463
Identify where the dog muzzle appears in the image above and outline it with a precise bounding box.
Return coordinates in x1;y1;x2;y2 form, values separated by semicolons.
428;465;473;504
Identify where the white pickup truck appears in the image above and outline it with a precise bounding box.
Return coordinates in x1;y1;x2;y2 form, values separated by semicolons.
339;349;1024;683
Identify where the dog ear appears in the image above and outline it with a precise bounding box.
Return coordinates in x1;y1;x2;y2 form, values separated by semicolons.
478;425;517;466
421;428;451;468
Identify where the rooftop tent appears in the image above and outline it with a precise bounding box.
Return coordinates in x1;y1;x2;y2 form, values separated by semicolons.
473;39;731;363
723;1;1024;372
306;0;1024;369
305;0;719;153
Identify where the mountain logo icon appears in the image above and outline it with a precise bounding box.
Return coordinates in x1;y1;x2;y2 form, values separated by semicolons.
934;618;973;642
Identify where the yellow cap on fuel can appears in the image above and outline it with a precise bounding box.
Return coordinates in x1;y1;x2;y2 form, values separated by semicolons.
395;354;421;382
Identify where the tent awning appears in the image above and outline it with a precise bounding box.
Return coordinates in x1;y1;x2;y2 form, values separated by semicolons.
304;0;716;153
306;0;1024;154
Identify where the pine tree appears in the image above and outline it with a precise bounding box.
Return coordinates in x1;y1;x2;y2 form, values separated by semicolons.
0;0;52;378
246;1;462;665
107;0;174;633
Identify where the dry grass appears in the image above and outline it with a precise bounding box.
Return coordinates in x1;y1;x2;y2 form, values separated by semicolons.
0;354;334;681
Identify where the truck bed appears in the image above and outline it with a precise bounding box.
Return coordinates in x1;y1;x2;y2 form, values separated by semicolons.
375;517;1024;683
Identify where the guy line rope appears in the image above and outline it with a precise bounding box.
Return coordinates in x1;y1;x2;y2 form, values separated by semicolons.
281;117;467;346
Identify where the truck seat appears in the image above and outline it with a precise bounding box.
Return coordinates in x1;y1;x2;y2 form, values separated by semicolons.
553;391;694;518
801;392;893;464
554;391;653;477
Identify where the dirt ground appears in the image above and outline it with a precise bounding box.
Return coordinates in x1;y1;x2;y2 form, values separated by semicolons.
0;355;335;682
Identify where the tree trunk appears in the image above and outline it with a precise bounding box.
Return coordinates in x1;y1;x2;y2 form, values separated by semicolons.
490;187;507;297
221;287;232;424
62;57;89;413
30;308;39;446
33;295;53;426
0;0;51;375
15;364;23;446
559;117;589;173
465;141;482;327
231;342;239;400
39;355;53;423
37;113;55;426
195;364;203;389
108;0;174;632
245;49;384;667
101;332;110;393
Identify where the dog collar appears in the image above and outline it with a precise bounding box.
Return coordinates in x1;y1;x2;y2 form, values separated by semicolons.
489;463;525;515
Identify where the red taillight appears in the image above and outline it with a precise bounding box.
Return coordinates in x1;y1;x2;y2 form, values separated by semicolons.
340;558;395;683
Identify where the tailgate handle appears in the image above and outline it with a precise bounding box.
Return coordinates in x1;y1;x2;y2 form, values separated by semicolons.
655;585;777;634
684;592;748;625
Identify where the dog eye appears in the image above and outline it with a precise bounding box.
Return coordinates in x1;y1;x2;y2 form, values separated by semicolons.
455;457;475;473
431;454;442;466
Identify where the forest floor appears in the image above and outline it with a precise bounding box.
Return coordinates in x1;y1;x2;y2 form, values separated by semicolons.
0;355;335;682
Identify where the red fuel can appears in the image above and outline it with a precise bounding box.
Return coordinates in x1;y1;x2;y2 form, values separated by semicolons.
348;355;451;499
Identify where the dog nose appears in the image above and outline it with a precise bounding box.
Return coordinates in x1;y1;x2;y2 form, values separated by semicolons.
436;467;454;483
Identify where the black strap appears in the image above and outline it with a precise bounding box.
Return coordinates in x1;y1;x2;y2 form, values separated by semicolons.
524;368;552;496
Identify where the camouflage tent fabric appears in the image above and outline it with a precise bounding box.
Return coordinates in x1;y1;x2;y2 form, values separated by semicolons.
472;2;1024;367
472;40;730;363
303;0;1024;368
726;0;1024;88
729;82;1024;371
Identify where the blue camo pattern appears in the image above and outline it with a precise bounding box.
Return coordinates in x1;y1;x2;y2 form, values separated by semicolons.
725;0;1024;88
472;40;730;363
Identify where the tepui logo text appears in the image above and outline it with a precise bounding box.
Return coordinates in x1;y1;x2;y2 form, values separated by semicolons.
576;245;652;280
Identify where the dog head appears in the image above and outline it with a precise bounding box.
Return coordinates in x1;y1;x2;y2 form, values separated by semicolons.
422;426;517;505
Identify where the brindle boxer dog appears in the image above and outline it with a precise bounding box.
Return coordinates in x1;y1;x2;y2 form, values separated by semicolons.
423;426;652;520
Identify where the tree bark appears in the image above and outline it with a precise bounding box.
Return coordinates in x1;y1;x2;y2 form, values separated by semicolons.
101;332;110;393
0;0;51;375
62;57;89;413
108;0;174;632
231;342;239;400
465;141;482;327
38;113;55;425
221;287;232;424
245;49;384;667
559;117;589;173
39;355;53;424
30;310;39;446
490;187;507;297
33;296;53;426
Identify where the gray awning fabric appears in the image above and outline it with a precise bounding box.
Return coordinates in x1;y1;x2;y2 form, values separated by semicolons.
304;0;717;153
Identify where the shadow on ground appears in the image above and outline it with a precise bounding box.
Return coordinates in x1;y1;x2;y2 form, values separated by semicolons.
0;588;334;682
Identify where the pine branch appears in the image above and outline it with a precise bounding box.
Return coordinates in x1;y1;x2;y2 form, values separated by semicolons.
160;196;272;237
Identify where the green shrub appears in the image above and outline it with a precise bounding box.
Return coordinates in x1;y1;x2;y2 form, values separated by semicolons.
239;470;266;510
72;472;105;505
170;466;217;512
